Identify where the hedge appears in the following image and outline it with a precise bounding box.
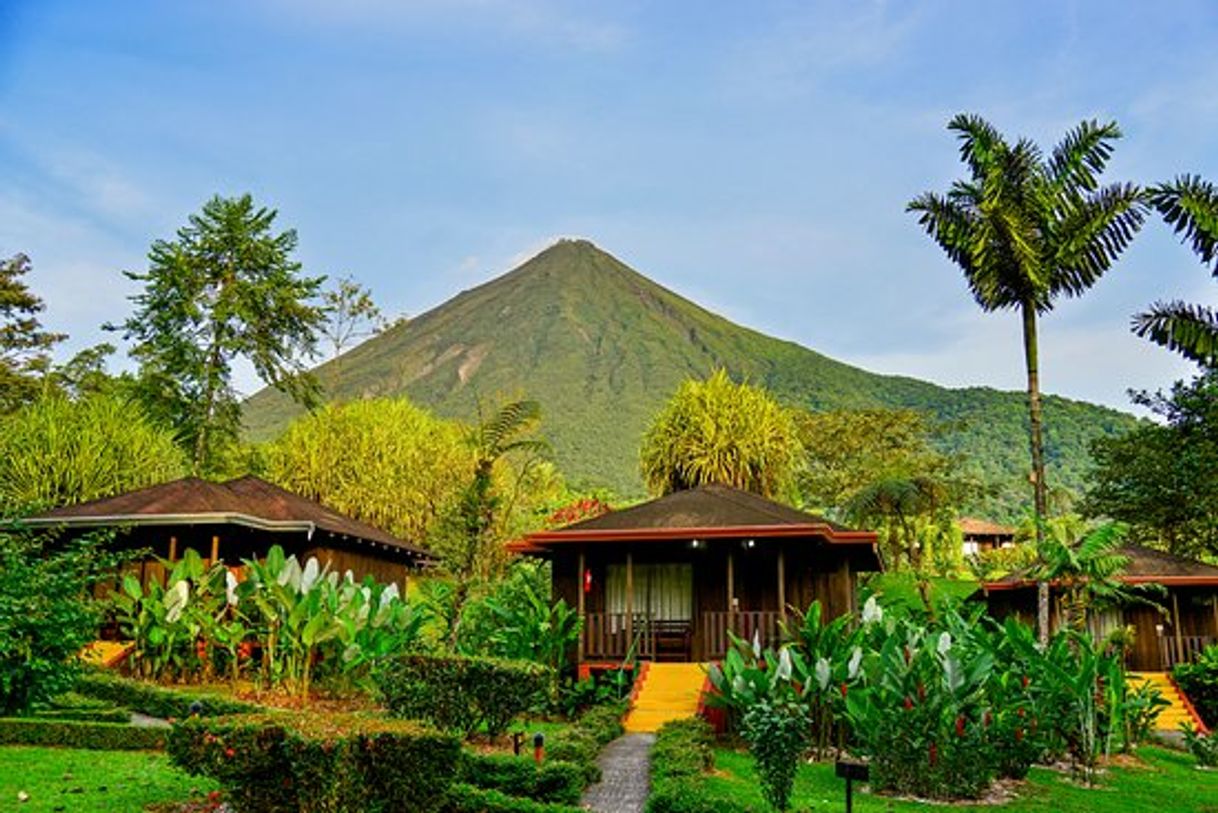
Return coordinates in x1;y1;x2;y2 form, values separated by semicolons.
375;655;552;738
75;672;257;719
168;711;461;813
645;718;751;813
457;752;585;805
0;717;167;750
546;701;626;784
443;783;585;813
1175;655;1218;729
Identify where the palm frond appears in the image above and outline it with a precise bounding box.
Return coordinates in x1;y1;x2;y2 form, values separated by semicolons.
1050;182;1146;301
1049;119;1121;195
1146;175;1218;272
480;400;542;455
1133;300;1218;368
947;113;1006;179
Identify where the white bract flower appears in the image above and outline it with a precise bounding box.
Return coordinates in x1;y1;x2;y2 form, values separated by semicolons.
861;596;883;625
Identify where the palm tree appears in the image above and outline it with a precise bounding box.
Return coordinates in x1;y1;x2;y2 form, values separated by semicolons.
1036;518;1162;635
1138;176;1218;368
908;115;1145;643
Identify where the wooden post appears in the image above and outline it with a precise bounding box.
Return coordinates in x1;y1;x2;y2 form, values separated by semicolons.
577;549;586;663
1212;596;1218;638
210;535;220;568
727;550;736;639
777;547;787;624
168;535;178;562
625;551;634;659
1173;591;1185;666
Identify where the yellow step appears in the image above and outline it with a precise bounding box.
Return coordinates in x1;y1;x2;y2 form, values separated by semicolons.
1129;672;1206;732
623;663;708;733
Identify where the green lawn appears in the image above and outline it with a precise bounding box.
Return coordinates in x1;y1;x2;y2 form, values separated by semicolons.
709;746;1218;813
0;746;217;812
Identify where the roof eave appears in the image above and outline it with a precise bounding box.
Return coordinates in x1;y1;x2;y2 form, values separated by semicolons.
524;523;878;546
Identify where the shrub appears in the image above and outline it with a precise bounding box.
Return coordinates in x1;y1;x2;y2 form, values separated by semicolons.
1174;645;1218;729
740;700;810;811
646;718;749;813
457;753;585;804
0;530;131;715
376;654;552;738
444;782;584;813
168;711;461;813
1182;723;1218;768
546;700;626;783
0;717;166;749
75;671;256;718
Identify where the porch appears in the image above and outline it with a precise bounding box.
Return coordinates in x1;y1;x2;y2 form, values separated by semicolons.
581;610;785;662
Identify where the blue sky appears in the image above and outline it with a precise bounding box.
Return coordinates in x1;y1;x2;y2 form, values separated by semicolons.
0;1;1213;411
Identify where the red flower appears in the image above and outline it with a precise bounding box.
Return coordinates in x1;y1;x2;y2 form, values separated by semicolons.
903;696;914;711
929;742;938;766
1017;707;1025;718
903;646;911;665
955;716;966;737
917;682;926;701
1015;727;1024;742
983;711;992;727
207;791;221;803
225;748;236;759
839;682;848;698
1021;675;1030;689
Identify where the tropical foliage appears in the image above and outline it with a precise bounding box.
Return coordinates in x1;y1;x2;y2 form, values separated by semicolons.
265;397;472;543
113;546;425;697
0;392;186;515
112;193;326;474
0;252;65;413
640;369;801;500
910;115;1145;640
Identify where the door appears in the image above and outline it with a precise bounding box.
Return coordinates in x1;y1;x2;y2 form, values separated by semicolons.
606;563;694;660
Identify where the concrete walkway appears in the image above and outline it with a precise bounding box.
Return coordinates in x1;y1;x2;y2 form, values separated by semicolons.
581;733;655;813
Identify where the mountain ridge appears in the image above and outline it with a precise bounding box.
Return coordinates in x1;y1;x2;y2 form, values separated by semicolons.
244;239;1137;519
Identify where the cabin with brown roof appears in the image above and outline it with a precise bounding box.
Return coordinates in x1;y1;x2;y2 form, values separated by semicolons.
21;475;434;590
981;544;1218;671
959;517;1016;556
513;484;882;664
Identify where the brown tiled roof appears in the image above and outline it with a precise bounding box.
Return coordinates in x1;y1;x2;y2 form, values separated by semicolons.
959;517;1016;537
24;475;432;562
984;544;1218;589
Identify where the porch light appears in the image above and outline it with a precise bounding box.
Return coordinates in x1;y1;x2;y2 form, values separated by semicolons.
743;539;756;550
689;539;704;550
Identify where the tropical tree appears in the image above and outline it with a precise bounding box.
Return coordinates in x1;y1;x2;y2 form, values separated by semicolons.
320;275;385;363
0;253;65;412
0;392;186;515
1035;517;1160;634
1084;374;1218;557
1138;176;1218;367
112;194;326;474
909;115;1145;642
265;397;472;543
431;399;548;645
640;369;801;500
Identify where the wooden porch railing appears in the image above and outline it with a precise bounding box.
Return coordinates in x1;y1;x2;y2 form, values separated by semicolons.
702;611;784;660
1159;634;1216;669
583;613;656;661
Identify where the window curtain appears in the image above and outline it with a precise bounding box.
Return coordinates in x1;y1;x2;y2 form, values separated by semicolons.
605;563;693;621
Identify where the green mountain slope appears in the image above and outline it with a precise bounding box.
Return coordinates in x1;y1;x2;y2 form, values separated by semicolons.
244;239;1138;519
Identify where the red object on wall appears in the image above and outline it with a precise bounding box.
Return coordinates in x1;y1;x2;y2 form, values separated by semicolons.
583;568;593;593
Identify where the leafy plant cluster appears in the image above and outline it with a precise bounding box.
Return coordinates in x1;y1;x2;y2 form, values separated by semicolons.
114;545;425;697
545;701;627;784
373;653;552;739
645;717;749;813
1182;723;1218;768
1173;644;1218;729
455;752;586;805
167;711;460;813
708;599;1166;803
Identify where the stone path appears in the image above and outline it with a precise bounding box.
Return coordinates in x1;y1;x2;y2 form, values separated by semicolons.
581;733;655;813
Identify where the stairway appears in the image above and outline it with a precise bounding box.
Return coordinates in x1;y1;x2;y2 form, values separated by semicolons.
623;663;707;733
1129;671;1208;732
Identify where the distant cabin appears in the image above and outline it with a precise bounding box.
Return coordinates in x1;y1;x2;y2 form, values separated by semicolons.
21;475;434;591
960;517;1016;557
512;484;882;665
982;544;1218;672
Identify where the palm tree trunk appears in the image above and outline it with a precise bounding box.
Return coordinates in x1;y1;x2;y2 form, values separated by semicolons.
1021;301;1051;645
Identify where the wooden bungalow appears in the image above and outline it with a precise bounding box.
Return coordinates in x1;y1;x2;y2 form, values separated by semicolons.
959;517;1016;556
981;544;1218;671
20;475;434;590
512;484;882;664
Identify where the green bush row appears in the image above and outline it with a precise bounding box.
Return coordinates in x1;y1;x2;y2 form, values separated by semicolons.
443;783;584;813
546;701;626;784
375;654;552;738
167;712;461;813
646;718;751;813
0;717;167;750
31;706;132;724
457;752;585;805
76;671;257;719
1175;647;1218;729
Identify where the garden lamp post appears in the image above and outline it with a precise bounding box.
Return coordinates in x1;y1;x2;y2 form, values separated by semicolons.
835;759;869;813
